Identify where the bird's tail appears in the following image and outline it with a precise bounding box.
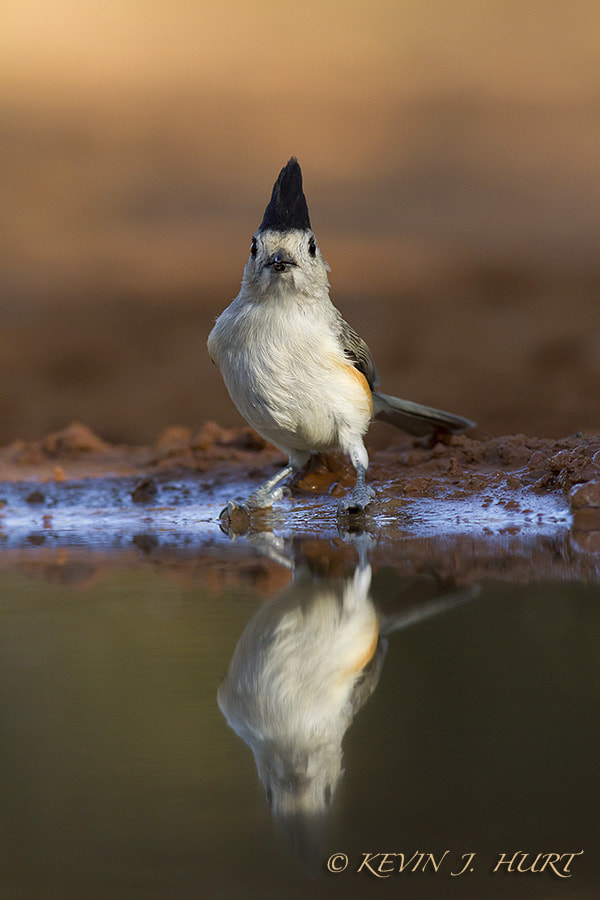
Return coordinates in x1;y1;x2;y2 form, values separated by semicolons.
372;391;475;436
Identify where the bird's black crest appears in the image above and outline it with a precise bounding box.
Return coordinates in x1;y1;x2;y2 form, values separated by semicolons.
258;158;312;232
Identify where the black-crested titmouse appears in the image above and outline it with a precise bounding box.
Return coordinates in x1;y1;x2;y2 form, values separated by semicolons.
217;535;479;821
208;158;474;517
218;549;384;818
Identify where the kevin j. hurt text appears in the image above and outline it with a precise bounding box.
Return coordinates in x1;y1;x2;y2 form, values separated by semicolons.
327;849;584;878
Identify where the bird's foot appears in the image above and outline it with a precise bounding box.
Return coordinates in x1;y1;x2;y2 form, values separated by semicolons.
217;463;295;534
219;500;252;535
219;486;280;517
218;490;282;536
337;484;376;518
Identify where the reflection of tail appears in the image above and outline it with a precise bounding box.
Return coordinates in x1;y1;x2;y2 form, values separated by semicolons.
217;529;483;872
372;391;475;436
378;585;480;637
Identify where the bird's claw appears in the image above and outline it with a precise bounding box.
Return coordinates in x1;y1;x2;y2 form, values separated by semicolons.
219;499;252;535
219;495;280;536
337;485;376;518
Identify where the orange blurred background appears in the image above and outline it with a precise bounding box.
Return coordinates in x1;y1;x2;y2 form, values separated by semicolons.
1;0;599;443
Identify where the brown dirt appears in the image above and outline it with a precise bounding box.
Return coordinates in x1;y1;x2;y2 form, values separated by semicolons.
2;421;599;498
1;422;600;582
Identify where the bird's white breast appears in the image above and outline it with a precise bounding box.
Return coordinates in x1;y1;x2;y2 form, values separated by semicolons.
208;292;371;455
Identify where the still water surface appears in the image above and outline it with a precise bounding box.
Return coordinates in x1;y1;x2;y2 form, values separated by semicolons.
1;523;599;899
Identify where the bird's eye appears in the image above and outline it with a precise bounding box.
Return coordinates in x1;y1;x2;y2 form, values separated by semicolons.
250;237;258;257
308;236;316;257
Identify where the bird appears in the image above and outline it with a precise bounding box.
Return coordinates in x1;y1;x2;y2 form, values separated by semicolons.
217;534;478;821
217;544;386;819
207;158;474;518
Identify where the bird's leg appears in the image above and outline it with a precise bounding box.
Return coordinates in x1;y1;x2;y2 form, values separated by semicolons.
338;446;376;516
223;462;295;517
246;463;296;508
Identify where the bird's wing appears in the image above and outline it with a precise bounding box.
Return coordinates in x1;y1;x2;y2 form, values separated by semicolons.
337;317;380;391
348;638;387;716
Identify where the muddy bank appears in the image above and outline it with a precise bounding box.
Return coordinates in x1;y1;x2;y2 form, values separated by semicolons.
1;422;600;585
1;420;599;501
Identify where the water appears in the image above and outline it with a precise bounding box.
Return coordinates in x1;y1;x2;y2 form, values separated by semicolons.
0;483;599;898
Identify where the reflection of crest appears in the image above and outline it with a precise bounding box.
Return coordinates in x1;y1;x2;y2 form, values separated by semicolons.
218;555;385;818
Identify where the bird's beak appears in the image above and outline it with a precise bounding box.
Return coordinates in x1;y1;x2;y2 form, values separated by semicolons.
266;249;297;272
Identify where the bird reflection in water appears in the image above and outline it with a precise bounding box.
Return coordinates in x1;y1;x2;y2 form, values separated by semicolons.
218;534;476;825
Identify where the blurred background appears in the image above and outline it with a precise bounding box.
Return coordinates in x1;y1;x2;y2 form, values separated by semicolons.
1;0;599;445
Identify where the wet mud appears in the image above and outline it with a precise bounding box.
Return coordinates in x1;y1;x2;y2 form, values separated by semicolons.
1;421;600;585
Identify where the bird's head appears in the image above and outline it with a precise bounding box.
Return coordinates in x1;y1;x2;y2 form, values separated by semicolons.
255;740;343;818
241;158;330;299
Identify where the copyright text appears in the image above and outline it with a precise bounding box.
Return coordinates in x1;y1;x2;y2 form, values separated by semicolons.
326;849;584;878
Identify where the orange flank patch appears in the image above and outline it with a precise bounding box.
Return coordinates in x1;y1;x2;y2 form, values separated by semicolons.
342;363;373;415
347;620;380;675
